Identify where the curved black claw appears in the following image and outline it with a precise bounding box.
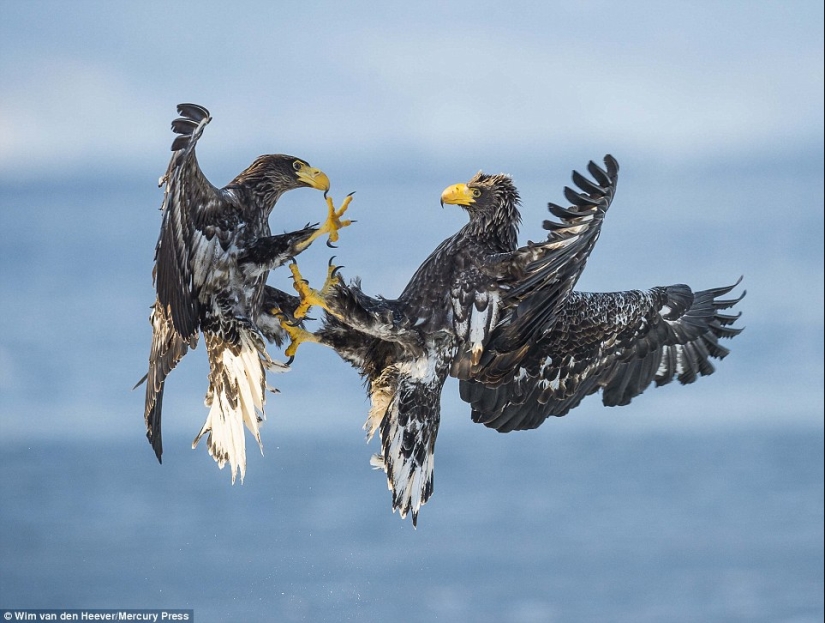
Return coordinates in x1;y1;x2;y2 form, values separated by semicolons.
326;239;338;249
286;355;296;366
288;268;310;286
326;256;344;279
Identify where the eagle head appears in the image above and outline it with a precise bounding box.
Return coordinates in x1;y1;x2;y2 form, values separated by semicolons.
235;154;331;208
440;172;521;239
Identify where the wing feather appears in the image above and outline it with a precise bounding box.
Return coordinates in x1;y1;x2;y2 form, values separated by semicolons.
154;103;239;340
140;300;198;461
466;156;620;384
142;103;244;464
461;280;745;431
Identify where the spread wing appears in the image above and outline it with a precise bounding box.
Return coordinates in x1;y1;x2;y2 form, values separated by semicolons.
460;280;745;432
453;155;620;383
444;155;619;384
143;103;239;461
318;279;425;371
154;103;240;340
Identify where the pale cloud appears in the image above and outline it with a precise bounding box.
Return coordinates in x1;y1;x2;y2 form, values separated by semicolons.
351;30;822;158
0;1;821;180
0;57;163;176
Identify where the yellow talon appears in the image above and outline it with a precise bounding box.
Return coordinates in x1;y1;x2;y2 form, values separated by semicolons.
278;260;342;360
272;309;318;361
321;259;342;292
288;260;343;320
289;262;327;319
322;192;354;245
299;193;354;251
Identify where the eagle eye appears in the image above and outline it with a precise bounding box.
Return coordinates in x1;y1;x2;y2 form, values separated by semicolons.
471;188;482;198
293;160;304;172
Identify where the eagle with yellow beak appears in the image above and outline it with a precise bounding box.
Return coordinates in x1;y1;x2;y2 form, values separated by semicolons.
279;155;743;526
139;103;350;483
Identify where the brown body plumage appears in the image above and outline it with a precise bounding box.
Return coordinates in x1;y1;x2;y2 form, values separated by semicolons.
274;155;744;525
141;104;331;482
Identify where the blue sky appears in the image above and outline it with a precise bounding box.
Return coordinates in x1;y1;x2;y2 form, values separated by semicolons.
0;0;822;440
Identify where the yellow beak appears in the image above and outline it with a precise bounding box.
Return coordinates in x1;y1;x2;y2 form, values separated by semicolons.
296;164;331;193
440;183;475;207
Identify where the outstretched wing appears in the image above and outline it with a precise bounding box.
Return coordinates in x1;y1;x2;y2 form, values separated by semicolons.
456;156;620;384
143;103;239;462
319;279;425;363
154;103;239;340
312;278;440;525
461;280;745;432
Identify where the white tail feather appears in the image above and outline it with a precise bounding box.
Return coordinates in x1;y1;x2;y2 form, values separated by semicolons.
193;329;288;483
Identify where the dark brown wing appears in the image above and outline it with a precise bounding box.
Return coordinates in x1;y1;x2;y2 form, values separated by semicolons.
460;280;745;432
154;103;241;340
458;155;620;383
312;277;439;525
141;300;197;461
143;103;238;461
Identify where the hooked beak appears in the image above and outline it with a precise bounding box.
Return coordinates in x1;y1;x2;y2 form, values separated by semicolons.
296;164;331;194
440;183;475;208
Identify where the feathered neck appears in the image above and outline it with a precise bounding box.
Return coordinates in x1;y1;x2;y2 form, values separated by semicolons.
465;174;521;250
230;158;295;216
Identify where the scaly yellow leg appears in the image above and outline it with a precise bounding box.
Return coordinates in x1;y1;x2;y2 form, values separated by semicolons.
299;193;355;251
271;309;319;362
289;260;342;320
290;263;325;319
323;192;354;246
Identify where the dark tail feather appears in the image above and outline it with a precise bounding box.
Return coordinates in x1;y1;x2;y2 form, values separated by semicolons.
169;103;211;152
146;385;164;464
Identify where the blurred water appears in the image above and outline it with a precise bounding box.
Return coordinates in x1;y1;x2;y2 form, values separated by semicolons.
1;429;822;622
0;156;823;440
